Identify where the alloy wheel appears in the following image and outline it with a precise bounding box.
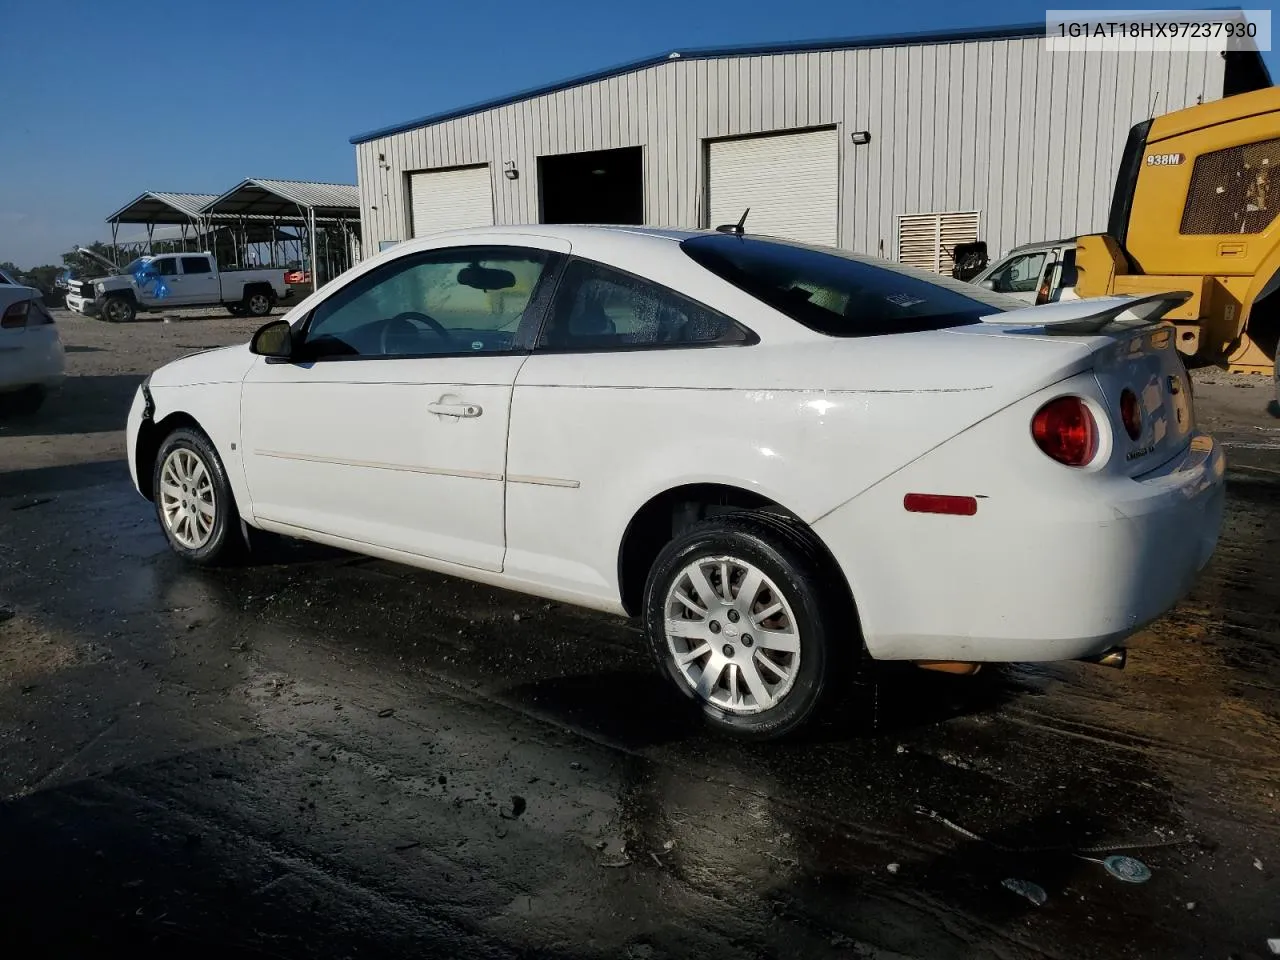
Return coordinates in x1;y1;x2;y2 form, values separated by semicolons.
158;447;216;548
663;555;801;714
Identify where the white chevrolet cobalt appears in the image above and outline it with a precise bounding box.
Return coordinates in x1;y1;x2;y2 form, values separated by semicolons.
127;226;1225;738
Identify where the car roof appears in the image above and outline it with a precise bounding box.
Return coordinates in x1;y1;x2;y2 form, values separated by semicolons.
403;223;701;245
1001;238;1077;256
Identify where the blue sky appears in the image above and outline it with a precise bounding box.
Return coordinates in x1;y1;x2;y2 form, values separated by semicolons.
3;0;1275;267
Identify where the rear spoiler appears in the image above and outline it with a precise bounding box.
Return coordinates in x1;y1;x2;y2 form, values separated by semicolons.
981;292;1192;335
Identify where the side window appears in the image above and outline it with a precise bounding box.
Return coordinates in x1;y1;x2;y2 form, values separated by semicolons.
988;252;1046;294
539;258;748;351
302;246;549;359
181;256;212;275
155;258;179;277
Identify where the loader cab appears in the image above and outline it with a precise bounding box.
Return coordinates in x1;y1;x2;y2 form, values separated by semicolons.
1077;85;1280;372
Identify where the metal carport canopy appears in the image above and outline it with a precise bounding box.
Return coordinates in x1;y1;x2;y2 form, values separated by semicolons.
106;192;220;225
201;179;360;293
199;179;359;220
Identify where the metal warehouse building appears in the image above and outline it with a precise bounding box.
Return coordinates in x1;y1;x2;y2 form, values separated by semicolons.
351;24;1269;270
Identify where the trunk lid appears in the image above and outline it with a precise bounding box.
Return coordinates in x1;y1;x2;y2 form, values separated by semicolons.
1088;323;1194;476
961;293;1195;476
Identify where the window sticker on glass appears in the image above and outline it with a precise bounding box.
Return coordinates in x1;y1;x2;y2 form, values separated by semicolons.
885;293;926;308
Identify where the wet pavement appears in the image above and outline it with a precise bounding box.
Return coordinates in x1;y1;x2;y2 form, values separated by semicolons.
1;313;1278;959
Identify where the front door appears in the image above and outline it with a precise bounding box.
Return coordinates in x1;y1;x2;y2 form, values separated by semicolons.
141;256;181;306
178;255;220;304
239;241;564;572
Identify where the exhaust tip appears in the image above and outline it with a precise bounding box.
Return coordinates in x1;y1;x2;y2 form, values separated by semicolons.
1080;647;1127;669
916;661;983;676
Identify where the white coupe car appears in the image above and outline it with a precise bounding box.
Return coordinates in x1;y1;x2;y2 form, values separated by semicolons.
127;226;1225;738
1;284;66;414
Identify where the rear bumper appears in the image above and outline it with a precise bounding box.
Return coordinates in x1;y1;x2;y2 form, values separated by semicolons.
815;433;1226;663
0;336;66;393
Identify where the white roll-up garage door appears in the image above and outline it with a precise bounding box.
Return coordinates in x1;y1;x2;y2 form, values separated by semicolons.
408;165;494;238
707;129;838;246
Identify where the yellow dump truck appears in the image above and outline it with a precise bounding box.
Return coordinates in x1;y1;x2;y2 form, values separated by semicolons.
1075;86;1280;376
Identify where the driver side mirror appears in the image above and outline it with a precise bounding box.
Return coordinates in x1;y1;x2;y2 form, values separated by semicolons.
250;319;294;360
978;279;996;291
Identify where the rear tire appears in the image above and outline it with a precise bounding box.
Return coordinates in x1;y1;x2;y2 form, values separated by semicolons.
642;512;843;739
244;289;272;317
102;295;135;323
152;427;243;566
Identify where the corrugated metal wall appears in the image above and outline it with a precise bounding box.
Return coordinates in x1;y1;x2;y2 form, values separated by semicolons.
355;38;1225;261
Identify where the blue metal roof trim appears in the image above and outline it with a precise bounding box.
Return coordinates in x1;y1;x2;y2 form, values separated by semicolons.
349;22;1044;144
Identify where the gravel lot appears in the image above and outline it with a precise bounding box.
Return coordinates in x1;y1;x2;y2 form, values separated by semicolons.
1;310;1278;959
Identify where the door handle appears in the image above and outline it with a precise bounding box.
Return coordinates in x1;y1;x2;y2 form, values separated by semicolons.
428;401;482;418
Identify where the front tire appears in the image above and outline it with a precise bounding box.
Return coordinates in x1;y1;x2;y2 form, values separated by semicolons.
102;295;135;323
642;513;840;739
152;427;243;565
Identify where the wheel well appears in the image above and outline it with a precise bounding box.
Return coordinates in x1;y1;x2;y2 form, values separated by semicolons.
1246;277;1280;363
104;290;138;305
243;282;275;301
615;483;854;618
134;411;203;500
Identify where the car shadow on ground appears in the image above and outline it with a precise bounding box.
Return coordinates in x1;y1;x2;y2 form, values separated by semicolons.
0;460;129;497
504;669;704;748
0;373;143;437
503;660;1036;751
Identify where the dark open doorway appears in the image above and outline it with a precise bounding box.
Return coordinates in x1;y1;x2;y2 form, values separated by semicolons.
538;147;644;225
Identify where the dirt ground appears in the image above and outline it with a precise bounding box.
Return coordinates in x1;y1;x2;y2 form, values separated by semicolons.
1;310;1278;959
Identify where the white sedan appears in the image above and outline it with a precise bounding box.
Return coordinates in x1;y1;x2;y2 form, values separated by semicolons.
1;284;66;414
126;226;1225;738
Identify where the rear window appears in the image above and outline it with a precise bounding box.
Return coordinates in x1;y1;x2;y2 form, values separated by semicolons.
681;234;1013;336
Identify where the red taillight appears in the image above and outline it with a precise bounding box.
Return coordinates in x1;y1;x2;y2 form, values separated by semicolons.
1120;388;1142;440
1031;396;1099;466
1;300;29;329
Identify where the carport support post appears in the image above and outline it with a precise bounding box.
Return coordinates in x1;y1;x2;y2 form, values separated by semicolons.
308;206;318;293
146;222;155;255
110;221;119;264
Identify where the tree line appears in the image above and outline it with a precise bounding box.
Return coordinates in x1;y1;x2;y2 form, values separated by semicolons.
0;242;122;307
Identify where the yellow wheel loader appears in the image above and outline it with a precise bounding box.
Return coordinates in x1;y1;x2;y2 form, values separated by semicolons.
1076;86;1280;376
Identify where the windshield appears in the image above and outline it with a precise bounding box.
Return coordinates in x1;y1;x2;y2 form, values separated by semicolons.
681;234;1018;336
121;258;148;275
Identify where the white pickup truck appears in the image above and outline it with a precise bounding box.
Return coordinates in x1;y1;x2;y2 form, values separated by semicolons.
67;251;289;323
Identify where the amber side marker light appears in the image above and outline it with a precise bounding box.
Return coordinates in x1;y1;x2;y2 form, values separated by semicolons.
903;493;979;516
